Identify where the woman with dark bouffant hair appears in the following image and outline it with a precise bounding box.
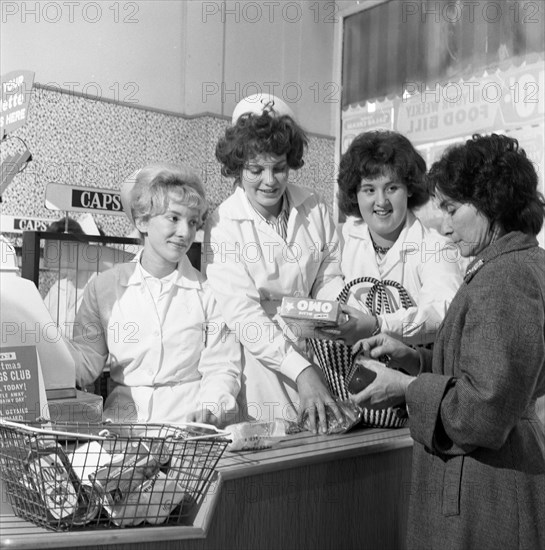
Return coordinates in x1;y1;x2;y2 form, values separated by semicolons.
215;109;307;180
204;94;345;433
336;130;462;346
351;133;545;550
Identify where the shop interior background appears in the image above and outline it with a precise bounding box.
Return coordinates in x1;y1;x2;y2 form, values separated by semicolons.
1;0;544;247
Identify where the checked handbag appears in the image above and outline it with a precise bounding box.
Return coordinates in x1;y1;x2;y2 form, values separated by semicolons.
309;277;414;429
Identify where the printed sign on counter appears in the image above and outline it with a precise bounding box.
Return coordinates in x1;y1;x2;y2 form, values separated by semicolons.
0;346;47;422
45;182;125;215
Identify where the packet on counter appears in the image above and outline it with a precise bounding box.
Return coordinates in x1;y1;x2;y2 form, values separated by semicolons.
300;399;363;435
225;419;302;451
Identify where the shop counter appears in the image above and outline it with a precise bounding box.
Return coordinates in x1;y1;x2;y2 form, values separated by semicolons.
0;426;413;550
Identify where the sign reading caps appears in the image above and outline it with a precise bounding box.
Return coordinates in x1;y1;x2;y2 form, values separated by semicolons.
45;182;124;215
0;346;44;422
0;214;55;233
0;70;35;137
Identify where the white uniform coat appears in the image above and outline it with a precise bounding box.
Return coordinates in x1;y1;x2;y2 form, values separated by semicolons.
69;254;241;425
341;211;463;345
204;184;344;422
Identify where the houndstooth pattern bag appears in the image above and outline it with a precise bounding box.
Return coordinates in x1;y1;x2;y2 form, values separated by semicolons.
309;277;414;429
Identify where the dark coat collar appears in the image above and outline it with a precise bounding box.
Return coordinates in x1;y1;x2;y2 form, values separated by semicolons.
464;231;538;283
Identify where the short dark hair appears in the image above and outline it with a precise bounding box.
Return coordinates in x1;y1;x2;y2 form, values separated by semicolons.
215;112;308;178
427;133;545;235
337;130;428;218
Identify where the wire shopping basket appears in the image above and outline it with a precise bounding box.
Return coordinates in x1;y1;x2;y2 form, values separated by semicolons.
0;418;230;531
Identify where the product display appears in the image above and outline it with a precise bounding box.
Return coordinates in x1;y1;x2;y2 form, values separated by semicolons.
225;419;302;451
0;419;228;531
110;471;187;527
225;400;364;451
279;297;346;339
26;445;81;521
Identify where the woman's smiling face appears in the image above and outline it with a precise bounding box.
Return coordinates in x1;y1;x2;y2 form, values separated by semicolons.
240;152;289;219
136;197;200;277
356;173;410;244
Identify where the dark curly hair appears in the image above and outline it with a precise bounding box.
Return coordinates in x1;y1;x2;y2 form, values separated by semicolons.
337;130;428;218
427;133;545;235
215;112;308;178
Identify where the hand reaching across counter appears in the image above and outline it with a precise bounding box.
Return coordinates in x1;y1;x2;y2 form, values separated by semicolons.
296;366;343;434
187;408;220;427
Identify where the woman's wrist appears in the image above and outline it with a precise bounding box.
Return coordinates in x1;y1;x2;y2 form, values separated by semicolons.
406;348;421;376
370;313;381;336
357;313;380;338
404;375;417;393
394;374;417;406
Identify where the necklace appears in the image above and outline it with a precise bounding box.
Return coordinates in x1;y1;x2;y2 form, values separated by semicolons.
371;238;391;256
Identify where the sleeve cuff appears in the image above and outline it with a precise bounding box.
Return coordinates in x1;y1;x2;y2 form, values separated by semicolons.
280;348;311;382
198;393;238;416
406;372;453;449
417;347;433;373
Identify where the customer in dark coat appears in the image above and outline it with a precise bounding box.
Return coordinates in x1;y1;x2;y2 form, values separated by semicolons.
351;134;545;550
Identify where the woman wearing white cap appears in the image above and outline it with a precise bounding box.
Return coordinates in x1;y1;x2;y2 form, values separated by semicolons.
204;94;344;433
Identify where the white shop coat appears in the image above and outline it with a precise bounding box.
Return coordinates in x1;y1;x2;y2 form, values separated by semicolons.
341;211;463;345
203;184;344;422
69;253;241;425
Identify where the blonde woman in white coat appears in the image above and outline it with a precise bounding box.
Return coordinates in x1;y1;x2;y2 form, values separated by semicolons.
336;131;463;346
69;164;241;426
204;95;344;433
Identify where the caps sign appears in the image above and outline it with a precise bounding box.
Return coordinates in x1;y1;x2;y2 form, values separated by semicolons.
45;183;124;215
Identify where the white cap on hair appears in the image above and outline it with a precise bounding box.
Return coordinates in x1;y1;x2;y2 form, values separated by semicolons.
120;169;141;225
231;93;295;125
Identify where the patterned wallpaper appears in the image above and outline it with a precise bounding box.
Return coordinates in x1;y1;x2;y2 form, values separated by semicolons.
1;85;336;240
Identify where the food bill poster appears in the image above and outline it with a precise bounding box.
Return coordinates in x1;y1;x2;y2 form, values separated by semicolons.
342;59;543;164
394;59;544;146
0;345;49;423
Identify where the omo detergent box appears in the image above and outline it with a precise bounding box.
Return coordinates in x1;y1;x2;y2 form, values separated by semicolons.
279;297;345;339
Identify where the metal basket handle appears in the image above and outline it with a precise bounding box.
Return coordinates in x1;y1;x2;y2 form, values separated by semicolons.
0;418;229;442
